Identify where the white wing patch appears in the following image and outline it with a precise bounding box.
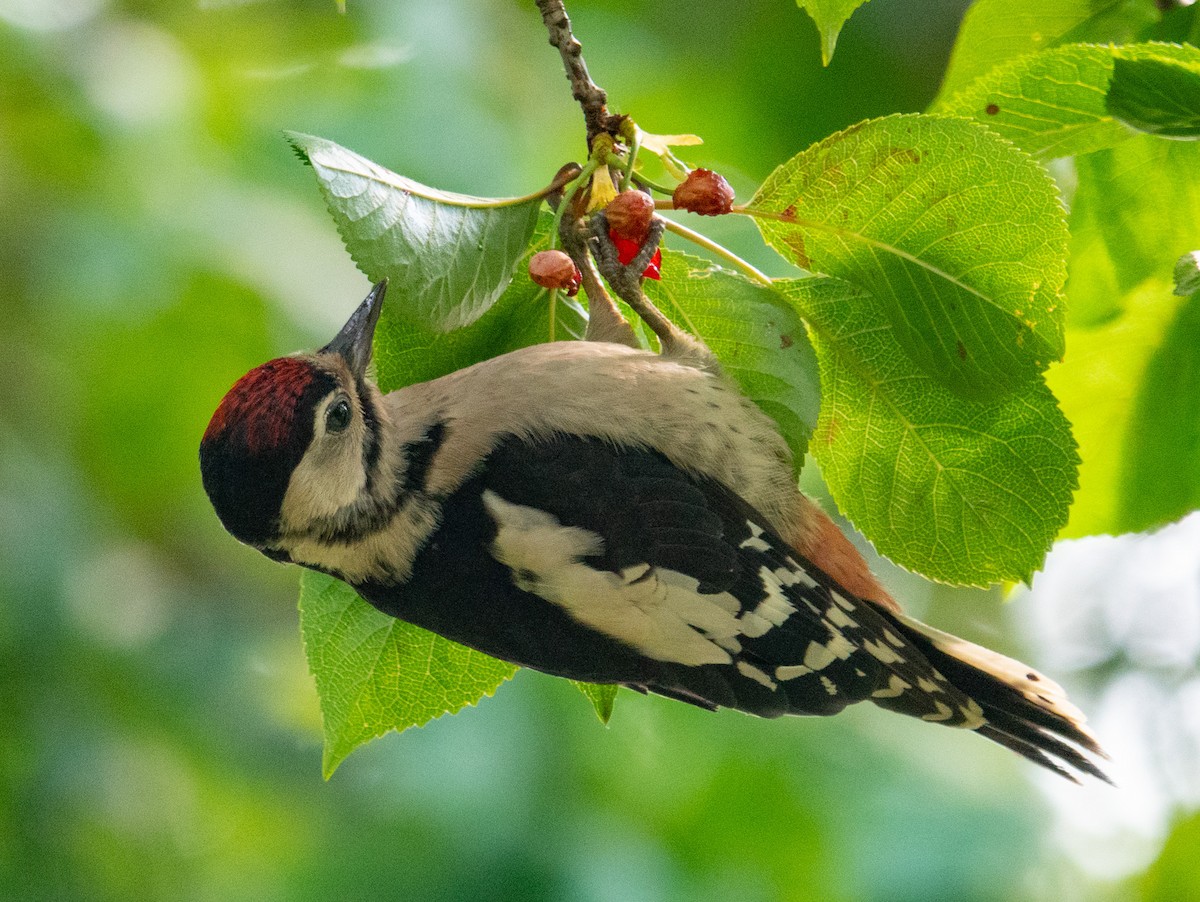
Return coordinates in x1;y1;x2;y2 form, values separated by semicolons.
483;491;745;667
921;700;955;722
738;565;800;638
737;661;777;690
871;674;911;698
774;622;855;682
739;521;771;553
804;639;838;671
826;604;859;629
863;638;904;665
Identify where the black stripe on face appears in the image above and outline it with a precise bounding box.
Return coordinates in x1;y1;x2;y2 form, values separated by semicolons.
307;418;449;548
357;376;382;488
399;419;447;495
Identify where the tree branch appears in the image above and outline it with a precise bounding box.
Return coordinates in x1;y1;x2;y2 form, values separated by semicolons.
536;0;620;149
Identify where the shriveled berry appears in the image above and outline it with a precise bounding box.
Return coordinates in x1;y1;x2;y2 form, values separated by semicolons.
605;190;655;243
529;250;582;295
672;168;735;216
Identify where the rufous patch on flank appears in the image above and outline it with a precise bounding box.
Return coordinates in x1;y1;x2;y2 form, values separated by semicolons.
204;357;315;453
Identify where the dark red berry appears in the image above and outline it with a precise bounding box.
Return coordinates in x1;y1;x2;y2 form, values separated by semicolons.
529;250;582;295
605;190;655;243
672;168;735;216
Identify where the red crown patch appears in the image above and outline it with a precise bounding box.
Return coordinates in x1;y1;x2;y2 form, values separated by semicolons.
203;357;316;454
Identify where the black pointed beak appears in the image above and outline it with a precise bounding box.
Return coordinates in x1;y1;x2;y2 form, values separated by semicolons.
323;280;387;378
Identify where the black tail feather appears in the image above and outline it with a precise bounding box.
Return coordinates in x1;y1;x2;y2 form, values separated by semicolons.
884;609;1111;784
976;725;1081;784
981;706;1114;785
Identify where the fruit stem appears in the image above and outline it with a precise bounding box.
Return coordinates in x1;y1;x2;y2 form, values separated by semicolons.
659;217;773;287
548;158;599;249
635;174;677;196
617;129;641;192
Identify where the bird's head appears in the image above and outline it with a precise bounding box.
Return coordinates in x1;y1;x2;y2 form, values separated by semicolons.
199;281;387;549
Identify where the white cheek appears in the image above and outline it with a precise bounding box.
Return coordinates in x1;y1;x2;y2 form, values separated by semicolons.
278;423;367;527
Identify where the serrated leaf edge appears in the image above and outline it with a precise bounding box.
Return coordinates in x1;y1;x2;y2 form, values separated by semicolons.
285;131;551;209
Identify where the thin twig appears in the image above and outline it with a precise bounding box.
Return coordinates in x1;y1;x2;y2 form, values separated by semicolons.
535;0;620;149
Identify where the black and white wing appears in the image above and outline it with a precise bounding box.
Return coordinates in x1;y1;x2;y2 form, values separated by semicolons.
364;434;980;723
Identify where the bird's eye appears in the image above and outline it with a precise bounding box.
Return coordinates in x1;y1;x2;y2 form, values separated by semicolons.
326;398;352;433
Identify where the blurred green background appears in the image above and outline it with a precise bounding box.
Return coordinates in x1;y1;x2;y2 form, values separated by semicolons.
3;1;1199;899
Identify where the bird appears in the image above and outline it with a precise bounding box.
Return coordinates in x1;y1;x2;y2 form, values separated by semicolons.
199;278;1109;783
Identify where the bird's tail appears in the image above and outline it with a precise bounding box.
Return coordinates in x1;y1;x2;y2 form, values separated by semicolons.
881;609;1111;784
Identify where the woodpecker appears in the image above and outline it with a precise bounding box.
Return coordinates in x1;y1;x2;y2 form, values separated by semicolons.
200;280;1108;783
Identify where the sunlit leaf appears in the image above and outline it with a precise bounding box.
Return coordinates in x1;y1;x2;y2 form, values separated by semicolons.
1052;134;1200;537
287;132;542;331
747;114;1068;399
1049;279;1181;538
939;43;1200;158
794;0;872;66
936;44;1127;158
1066;138;1200;325
934;0;1158;104
644;250;821;469
780;277;1078;586
1119;286;1200;532
299;571;517;778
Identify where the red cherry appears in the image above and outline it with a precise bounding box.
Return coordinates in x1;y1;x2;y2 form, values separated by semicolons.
609;229;662;281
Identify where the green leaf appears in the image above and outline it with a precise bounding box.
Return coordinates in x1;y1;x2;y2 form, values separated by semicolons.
644;250;821;469
299;571;517;778
571;681;618;724
1051;136;1200;538
779;277;1078;586
936;44;1127;158
287;131;542;332
794;0;871;66
747;114;1068;399
1107;47;1200;138
938;43;1200;158
934;0;1158;105
1176;250;1200;296
1067;138;1200;325
1048;279;1181;537
1118;286;1200;532
373;214;586;392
